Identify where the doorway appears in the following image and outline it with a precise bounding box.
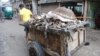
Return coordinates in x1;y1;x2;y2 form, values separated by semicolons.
88;1;100;28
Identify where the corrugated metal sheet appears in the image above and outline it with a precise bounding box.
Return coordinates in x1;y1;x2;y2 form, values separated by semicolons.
57;0;61;2
61;0;82;2
38;0;56;4
38;0;82;4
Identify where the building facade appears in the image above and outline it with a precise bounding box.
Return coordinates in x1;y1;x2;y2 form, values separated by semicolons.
23;0;84;15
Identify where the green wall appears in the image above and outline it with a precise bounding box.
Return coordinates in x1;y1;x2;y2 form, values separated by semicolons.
87;1;98;28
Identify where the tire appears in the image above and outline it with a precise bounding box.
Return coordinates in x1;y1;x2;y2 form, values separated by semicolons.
28;41;45;56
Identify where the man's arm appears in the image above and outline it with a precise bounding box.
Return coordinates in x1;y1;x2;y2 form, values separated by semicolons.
19;10;23;22
29;10;36;21
19;10;24;25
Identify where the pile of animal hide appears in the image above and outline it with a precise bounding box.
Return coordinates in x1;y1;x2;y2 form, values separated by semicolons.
31;7;88;34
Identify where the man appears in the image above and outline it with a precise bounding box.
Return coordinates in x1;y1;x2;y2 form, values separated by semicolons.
19;4;32;41
19;4;32;23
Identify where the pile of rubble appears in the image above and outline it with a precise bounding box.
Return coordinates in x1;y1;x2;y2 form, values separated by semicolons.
31;7;88;34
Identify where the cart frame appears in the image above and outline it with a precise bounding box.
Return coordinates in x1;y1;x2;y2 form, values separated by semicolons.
28;27;86;56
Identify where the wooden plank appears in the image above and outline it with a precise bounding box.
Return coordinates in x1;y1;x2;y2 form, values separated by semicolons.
44;48;60;56
78;30;80;46
47;33;61;54
31;30;62;54
29;28;36;40
83;28;86;42
60;34;65;56
79;28;86;44
68;31;79;52
76;16;91;19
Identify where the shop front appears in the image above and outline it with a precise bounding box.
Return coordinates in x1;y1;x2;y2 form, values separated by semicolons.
87;0;100;28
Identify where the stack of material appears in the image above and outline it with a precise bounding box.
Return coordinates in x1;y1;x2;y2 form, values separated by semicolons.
52;7;77;20
31;7;88;34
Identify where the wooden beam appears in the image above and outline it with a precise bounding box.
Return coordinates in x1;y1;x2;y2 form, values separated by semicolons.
83;0;88;20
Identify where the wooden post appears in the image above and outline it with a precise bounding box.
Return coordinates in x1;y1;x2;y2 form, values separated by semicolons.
83;0;88;21
57;0;61;7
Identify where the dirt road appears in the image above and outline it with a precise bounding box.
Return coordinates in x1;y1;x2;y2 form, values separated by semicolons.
0;19;29;56
73;29;100;56
0;19;100;56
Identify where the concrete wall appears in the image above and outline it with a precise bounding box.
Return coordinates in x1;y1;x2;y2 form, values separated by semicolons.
38;0;56;4
28;0;83;14
32;0;38;14
38;3;59;14
31;0;83;14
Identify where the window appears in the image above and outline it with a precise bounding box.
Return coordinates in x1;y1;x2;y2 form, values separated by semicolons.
62;2;83;16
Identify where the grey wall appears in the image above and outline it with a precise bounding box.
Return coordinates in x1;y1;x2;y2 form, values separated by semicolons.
32;0;83;14
38;0;57;4
32;0;38;14
38;3;59;14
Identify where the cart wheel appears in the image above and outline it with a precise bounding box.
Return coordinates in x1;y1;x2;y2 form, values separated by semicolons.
29;41;45;56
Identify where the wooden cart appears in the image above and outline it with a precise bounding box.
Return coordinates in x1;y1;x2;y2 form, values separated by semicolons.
28;26;86;56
